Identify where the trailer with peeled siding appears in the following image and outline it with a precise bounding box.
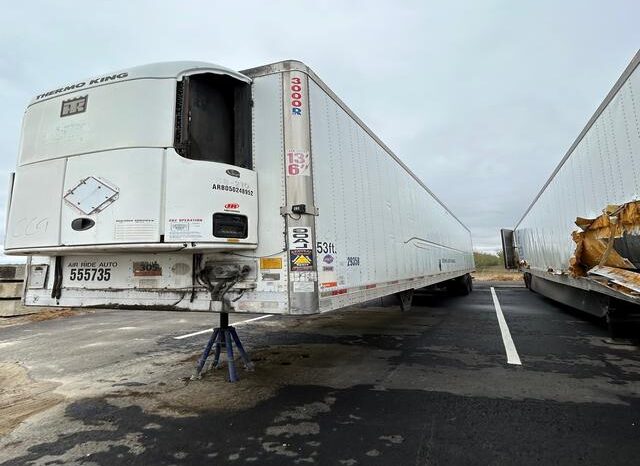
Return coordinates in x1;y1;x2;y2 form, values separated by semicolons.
5;60;474;318
502;50;640;334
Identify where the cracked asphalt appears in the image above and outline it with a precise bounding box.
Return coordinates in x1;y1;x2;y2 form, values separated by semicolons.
1;281;639;465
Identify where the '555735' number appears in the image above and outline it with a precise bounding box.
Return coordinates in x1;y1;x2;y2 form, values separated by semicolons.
68;268;111;281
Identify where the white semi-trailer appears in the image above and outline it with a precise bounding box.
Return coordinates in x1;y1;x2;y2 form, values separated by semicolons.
502;50;640;335
5;60;474;320
5;61;474;380
5;60;476;380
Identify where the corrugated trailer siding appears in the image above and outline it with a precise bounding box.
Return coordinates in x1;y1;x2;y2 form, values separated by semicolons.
516;64;640;271
309;78;473;293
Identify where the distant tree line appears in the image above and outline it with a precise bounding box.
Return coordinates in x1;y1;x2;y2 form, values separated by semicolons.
473;251;504;268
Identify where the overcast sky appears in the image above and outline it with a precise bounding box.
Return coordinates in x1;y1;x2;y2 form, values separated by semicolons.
1;1;638;258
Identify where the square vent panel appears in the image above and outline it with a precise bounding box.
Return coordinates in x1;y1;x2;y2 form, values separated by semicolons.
64;176;119;215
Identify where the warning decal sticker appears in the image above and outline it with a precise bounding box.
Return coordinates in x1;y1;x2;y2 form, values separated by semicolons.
260;257;283;270
290;250;313;271
288;227;314;272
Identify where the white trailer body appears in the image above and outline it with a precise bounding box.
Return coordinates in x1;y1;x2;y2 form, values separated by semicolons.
5;60;474;315
503;51;640;322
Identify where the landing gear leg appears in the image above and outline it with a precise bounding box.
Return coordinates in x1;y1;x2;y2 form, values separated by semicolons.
193;312;254;382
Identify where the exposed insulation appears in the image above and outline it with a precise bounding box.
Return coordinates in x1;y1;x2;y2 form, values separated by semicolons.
569;201;640;277
588;265;640;296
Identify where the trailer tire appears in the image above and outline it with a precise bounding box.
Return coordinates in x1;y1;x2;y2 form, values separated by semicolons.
447;274;472;296
398;289;414;312
462;273;472;295
523;272;532;290
605;300;640;339
607;311;626;339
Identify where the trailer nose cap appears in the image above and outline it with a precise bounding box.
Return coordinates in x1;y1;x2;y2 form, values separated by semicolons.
71;217;95;231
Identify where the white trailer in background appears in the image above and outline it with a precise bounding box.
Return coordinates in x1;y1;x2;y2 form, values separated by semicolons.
502;50;640;335
5;60;474;318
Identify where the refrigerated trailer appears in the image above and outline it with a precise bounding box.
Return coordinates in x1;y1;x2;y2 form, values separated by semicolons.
502;50;640;333
5;60;474;318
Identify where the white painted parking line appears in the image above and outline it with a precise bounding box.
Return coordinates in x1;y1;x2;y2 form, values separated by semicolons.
173;314;273;340
490;287;522;366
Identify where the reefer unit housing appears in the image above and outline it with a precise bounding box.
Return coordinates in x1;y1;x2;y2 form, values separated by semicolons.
503;50;640;324
5;60;474;315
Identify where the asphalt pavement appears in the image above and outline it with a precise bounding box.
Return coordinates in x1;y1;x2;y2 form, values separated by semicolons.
1;281;639;465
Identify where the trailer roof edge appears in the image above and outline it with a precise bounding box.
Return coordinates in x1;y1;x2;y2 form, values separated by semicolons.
514;49;640;230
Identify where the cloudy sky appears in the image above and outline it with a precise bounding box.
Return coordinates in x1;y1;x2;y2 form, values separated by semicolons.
0;1;638;258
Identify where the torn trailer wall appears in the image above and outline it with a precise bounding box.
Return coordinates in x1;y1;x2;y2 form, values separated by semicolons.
570;200;640;276
567;201;640;301
507;50;640;320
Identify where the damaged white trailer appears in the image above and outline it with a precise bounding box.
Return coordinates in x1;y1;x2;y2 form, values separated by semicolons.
5;60;474;318
502;50;640;335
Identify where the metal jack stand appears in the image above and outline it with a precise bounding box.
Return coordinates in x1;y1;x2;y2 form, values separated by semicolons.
193;312;254;382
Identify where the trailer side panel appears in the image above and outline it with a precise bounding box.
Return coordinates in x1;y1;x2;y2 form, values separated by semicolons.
511;51;640;319
515;55;640;273
308;79;474;311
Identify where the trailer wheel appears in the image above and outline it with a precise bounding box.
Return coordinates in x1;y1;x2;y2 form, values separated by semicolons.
461;273;472;295
523;272;532;290
447;274;472;296
605;299;640;339
607;310;626;339
398;289;414;312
